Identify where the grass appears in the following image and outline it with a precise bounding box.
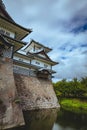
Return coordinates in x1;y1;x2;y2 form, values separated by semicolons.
59;98;87;114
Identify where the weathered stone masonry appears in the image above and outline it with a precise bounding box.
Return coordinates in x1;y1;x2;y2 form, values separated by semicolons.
14;73;59;110
0;58;24;129
0;57;59;129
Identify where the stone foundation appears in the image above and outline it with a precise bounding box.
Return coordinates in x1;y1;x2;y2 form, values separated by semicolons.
14;73;60;110
0;57;60;129
0;58;24;129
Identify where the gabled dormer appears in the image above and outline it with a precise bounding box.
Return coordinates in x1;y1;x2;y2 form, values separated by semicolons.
24;39;52;53
27;49;52;62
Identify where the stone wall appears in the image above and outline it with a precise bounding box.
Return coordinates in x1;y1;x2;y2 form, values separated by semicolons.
0;56;60;129
14;73;60;110
0;57;24;129
13;65;36;77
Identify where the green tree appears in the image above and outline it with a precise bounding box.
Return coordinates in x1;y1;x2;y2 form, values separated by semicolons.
53;77;87;98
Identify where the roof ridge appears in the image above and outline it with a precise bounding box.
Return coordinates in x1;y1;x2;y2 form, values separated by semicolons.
0;0;15;22
0;0;6;9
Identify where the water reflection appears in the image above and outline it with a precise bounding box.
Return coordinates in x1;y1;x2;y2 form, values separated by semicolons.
8;109;58;130
7;108;87;130
54;109;87;130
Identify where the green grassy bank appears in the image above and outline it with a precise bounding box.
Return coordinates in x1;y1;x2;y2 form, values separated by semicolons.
59;98;87;114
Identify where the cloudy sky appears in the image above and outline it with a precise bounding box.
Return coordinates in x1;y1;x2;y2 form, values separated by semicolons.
3;0;87;81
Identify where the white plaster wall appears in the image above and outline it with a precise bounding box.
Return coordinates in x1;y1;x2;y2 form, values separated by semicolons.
10;32;15;38
13;56;30;64
25;46;43;53
13;57;51;70
25;46;33;52
31;59;51;69
38;54;46;58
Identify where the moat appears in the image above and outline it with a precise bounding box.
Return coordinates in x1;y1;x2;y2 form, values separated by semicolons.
6;108;87;130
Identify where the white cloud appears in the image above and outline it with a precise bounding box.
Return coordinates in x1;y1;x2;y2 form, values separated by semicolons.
3;0;87;81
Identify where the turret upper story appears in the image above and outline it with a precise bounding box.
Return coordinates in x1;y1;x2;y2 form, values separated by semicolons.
0;0;32;40
24;39;52;53
13;40;58;73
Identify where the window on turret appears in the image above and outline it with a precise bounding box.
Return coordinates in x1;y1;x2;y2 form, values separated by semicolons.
19;58;23;62
0;28;15;38
5;31;10;36
36;61;40;65
0;29;5;34
0;28;10;36
44;64;48;68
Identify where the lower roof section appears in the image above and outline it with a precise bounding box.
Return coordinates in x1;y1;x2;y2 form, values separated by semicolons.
0;15;32;40
0;34;13;48
0;34;26;52
13;59;56;74
13;59;41;70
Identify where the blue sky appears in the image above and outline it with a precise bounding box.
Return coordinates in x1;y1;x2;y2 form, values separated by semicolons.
3;0;87;81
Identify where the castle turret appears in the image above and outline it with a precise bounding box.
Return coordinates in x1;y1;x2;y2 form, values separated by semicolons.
13;39;58;79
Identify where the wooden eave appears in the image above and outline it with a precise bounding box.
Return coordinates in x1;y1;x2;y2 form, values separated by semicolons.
0;34;13;47
27;49;50;59
14;52;34;60
36;69;56;79
24;39;52;53
1;34;26;52
37;69;51;74
49;69;56;74
26;48;58;66
44;68;56;74
32;49;52;60
0;15;32;40
34;55;58;66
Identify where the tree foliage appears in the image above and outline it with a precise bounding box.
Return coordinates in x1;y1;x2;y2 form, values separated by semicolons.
53;77;87;98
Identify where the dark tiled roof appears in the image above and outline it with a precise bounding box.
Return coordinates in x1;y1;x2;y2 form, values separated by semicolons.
0;0;14;22
0;0;5;9
24;39;52;53
0;15;32;33
0;34;26;52
0;1;32;34
31;39;52;51
2;34;27;45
